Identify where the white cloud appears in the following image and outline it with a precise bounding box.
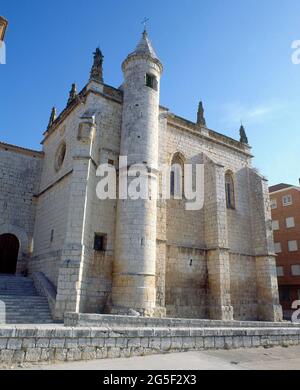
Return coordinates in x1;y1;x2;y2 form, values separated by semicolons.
220;101;284;126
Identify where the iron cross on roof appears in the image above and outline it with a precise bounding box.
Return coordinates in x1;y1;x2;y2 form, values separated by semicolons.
141;17;150;32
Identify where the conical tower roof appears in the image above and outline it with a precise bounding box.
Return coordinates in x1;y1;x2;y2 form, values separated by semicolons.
133;30;159;59
123;30;163;72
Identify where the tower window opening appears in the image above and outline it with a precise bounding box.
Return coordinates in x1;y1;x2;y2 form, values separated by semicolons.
170;153;184;199
145;74;157;90
94;233;107;252
170;171;175;196
225;171;235;209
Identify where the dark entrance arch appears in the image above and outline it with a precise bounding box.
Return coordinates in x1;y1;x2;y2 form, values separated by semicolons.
0;234;19;274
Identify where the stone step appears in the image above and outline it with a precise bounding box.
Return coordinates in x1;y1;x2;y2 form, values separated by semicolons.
0;301;49;305
3;318;53;322
0;292;39;296
0;307;51;311
0;275;53;324
0;287;39;290
0;282;34;284
0;278;34;282
3;312;53;315
0;275;34;281
4;321;53;324
5;314;53;317
0;304;49;308
0;286;38;289
0;284;37;288
5;320;53;322
0;282;37;285
0;308;52;313
0;275;40;297
0;283;35;286
0;282;36;284
0;284;38;287
0;297;48;302
0;282;38;286
0;305;49;309
5;313;52;320
0;296;46;298
1;309;52;313
0;304;49;307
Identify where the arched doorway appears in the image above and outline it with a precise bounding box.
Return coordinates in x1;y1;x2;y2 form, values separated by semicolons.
0;234;19;274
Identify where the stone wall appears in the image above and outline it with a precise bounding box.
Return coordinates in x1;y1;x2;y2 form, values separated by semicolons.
226;168;253;254
1;323;300;365
29;175;71;286
229;253;258;320
155;241;166;312
165;245;207;319
154;116;279;321
0;143;43;273
30;86;122;315
249;169;282;321
29;100;85;287
77;89;122;315
156;120;251;320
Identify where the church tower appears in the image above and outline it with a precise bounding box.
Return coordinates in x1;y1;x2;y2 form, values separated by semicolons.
112;30;163;316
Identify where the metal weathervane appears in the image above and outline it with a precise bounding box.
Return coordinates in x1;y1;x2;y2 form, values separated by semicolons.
141;17;150;32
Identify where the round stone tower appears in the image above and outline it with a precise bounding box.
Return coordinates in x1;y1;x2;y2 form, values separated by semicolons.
112;31;163;316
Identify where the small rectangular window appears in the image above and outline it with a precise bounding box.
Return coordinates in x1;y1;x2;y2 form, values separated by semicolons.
272;220;279;231
291;265;300;276
94;233;107;252
283;194;292;206
50;229;54;243
270;198;277;209
274;242;282;253
286;217;295;229
145;74;157;90
279;286;291;302
288;240;298;252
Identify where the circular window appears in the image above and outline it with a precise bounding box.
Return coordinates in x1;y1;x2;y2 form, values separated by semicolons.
54;141;66;172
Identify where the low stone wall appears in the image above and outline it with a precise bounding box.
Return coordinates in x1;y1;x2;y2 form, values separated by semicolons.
1;325;300;365
31;272;57;319
65;313;300;329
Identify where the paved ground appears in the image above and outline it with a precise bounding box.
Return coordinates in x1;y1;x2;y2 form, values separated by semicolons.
9;345;300;370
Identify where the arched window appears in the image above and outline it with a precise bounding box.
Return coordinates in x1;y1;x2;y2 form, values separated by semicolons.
225;171;235;209
170;153;184;199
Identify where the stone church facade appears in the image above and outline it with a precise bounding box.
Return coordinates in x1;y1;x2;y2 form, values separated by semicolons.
0;31;282;322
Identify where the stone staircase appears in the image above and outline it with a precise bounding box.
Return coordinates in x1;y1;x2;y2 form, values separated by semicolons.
0;274;53;324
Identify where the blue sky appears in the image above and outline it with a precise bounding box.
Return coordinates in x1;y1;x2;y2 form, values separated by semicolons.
1;0;300;186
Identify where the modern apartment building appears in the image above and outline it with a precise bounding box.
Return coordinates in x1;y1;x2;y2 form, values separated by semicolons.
269;182;300;319
0;16;8;41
